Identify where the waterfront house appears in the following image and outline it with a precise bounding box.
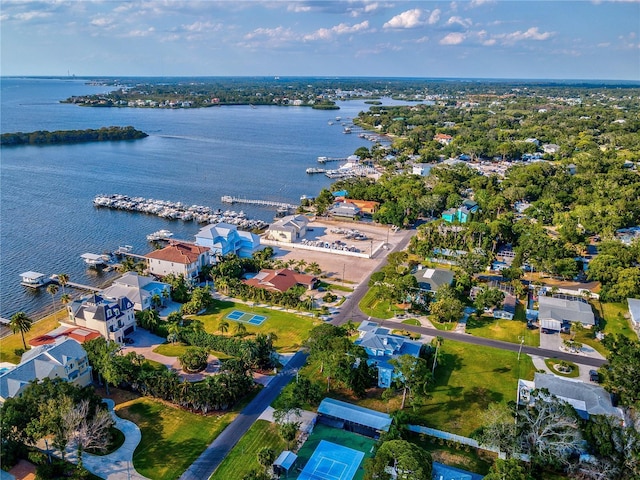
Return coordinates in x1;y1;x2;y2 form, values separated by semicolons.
29;324;102;347
195;222;260;259
265;215;308;243
0;337;92;403
412;267;454;293
101;272;171;311
243;268;317;293
518;373;623;421
538;295;596;331
145;241;210;279
355;320;422;388
66;294;136;343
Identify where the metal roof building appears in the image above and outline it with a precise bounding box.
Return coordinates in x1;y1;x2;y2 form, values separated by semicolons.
538;295;595;328
317;398;391;438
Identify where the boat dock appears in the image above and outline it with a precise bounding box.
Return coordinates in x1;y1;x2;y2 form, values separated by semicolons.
221;196;297;210
317;156;351;164
61;281;103;293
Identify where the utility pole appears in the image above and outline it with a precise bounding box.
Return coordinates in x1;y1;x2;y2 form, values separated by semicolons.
342;263;346;286
517;336;525;361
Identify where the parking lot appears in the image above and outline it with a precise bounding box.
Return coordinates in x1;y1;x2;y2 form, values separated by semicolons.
270;219;405;285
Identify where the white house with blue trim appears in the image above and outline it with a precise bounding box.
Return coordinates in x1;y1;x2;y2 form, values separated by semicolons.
355;320;422;388
195;222;260;259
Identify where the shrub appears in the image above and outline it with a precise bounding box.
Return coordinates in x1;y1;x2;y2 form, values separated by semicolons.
179;347;209;373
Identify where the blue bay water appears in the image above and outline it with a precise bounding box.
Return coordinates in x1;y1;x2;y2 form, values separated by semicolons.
0;77;395;318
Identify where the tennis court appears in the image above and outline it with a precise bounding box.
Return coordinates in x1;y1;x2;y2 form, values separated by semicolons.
297;440;364;480
225;309;268;326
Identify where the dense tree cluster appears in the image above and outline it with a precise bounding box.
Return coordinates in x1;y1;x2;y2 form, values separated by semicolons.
0;126;147;146
305;324;376;396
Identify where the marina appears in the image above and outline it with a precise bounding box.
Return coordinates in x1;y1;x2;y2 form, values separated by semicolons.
93;194;269;230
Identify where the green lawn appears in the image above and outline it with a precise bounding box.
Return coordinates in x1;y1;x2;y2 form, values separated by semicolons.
465;315;539;347
210;420;286;480
359;289;396;319
115;397;236;480
430;319;457;331
297;340;536;438
544;358;580;378
413;340;536;436
402;319;421;326
0;310;66;363
193;299;320;352
153;342;233;359
598;301;637;340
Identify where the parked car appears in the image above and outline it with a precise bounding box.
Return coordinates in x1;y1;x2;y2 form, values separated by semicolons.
589;370;599;383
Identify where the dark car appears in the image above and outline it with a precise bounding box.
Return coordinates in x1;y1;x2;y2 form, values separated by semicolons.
589;370;599;382
123;337;134;345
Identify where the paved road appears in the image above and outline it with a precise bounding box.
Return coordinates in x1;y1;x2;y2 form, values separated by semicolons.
333;228;415;325
331;228;607;369
179;350;309;480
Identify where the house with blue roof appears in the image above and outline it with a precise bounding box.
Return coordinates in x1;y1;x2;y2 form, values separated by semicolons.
101;272;170;311
0;337;92;403
195;222;260;259
355;320;422;388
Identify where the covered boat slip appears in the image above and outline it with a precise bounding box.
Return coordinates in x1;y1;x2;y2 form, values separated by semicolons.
19;271;50;288
317;398;391;439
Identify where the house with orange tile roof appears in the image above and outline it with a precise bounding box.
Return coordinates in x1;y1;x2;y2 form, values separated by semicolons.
334;198;380;215
145;241;210;278
243;268;317;293
29;324;102;347
434;133;453;145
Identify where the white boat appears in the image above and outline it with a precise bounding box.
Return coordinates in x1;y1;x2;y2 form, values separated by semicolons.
146;229;174;241
343;127;352;134
328;121;334;126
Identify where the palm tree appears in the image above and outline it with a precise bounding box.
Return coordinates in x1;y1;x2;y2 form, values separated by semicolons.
151;293;161;310
167;323;180;344
60;293;72;316
10;311;32;350
46;284;59;315
218;319;229;336
57;273;69;293
234;322;247;336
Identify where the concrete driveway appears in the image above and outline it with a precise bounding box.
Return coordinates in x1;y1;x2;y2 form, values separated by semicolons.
539;330;563;351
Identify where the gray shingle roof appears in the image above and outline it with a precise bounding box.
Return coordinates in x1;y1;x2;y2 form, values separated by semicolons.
0;338;87;402
413;267;454;292
538;295;595;325
533;373;622;420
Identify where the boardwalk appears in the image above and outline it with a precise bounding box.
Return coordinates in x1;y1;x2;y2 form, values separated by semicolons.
220;195;297;209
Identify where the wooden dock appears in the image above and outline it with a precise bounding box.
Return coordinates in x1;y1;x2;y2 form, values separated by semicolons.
221;196;297;209
317;156;350;164
52;278;103;293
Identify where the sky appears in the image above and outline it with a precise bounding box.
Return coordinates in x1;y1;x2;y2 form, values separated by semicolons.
1;1;639;80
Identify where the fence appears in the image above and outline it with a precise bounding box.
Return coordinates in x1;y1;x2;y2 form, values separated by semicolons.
261;238;380;259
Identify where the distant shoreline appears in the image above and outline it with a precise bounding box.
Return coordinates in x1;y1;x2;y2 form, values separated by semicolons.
1;126;148;147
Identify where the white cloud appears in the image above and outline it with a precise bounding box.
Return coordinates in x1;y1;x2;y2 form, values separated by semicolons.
304;20;370;41
440;32;465;45
502;27;554;42
183;21;222;33
245;26;296;41
428;9;441;25
383;9;424;29
469;0;496;7
287;4;312;13
446;16;472;28
90;16;115;29
13;11;52;21
123;27;155;38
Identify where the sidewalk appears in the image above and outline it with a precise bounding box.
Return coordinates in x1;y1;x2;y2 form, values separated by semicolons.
43;399;149;480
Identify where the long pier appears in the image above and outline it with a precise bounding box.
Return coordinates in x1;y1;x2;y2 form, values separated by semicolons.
317;156;350;164
221;196;297;210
